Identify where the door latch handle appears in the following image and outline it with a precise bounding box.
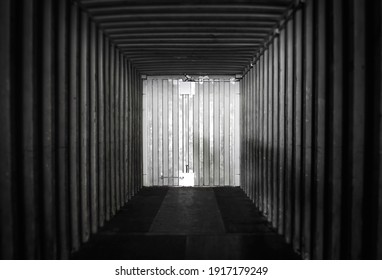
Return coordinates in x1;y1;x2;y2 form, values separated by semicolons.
185;164;189;173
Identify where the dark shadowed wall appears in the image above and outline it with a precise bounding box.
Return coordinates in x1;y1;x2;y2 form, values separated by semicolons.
240;0;382;260
0;0;143;259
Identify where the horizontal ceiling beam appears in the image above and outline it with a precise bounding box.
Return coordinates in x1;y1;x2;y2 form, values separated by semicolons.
113;39;264;44
132;62;247;67
121;49;257;53
93;13;281;22
136;67;244;72
121;49;258;53
129;57;251;62
123;53;257;57
133;58;247;61
136;67;247;71
123;55;255;60
135;63;244;67
87;5;287;15
130;56;251;60
108;33;268;39
118;43;260;47
80;0;291;8
99;20;276;28
104;26;272;34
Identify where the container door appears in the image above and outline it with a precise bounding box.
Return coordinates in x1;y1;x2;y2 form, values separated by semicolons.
143;76;240;187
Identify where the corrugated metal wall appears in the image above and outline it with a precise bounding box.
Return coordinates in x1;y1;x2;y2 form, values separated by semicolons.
241;0;382;260
0;0;142;259
143;76;240;186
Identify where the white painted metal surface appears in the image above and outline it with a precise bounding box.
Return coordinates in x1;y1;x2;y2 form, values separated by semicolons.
143;76;240;186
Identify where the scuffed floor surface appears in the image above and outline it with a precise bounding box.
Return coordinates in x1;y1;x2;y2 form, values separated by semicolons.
71;187;300;260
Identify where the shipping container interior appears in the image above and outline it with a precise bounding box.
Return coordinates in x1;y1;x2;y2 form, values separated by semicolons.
0;0;382;260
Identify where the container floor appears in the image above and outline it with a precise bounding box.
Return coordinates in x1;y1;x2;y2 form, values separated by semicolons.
71;187;299;260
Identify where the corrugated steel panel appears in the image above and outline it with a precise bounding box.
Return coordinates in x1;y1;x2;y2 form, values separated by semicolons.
143;76;240;186
240;0;382;260
0;0;143;259
78;0;292;76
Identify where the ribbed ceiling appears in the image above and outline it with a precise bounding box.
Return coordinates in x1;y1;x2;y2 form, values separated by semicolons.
79;0;292;76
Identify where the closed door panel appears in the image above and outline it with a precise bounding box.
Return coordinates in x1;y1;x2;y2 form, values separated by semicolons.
143;76;240;187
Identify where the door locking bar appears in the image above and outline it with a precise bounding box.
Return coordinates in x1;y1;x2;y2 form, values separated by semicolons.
160;164;189;180
160;175;184;179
